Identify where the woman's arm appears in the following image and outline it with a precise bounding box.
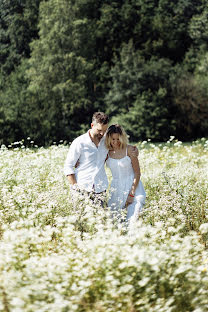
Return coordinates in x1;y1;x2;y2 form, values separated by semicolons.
126;145;141;205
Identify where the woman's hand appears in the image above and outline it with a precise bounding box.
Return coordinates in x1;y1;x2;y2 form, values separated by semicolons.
125;194;134;206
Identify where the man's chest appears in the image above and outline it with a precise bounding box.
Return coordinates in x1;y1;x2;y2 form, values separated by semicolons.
80;143;107;164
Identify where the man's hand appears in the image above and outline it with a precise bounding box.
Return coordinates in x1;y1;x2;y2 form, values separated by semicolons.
67;174;77;185
129;145;139;157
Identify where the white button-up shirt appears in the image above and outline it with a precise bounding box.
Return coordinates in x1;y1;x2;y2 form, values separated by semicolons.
64;131;108;193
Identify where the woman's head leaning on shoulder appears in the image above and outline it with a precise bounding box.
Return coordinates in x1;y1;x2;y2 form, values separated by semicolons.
105;124;128;150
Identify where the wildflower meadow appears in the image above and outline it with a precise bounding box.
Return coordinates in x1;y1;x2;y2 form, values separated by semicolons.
0;138;208;312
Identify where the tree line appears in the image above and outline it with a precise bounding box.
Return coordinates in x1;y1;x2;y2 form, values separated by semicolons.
0;0;208;146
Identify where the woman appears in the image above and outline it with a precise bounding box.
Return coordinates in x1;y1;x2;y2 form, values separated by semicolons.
105;124;146;225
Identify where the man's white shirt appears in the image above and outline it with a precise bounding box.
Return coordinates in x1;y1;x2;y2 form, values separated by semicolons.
64;131;108;193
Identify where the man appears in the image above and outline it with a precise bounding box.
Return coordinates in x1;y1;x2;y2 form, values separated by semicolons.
64;112;137;205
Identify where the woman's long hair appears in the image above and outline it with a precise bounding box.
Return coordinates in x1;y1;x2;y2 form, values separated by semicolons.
105;124;128;150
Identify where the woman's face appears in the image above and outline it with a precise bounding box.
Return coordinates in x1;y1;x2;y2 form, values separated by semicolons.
110;133;121;149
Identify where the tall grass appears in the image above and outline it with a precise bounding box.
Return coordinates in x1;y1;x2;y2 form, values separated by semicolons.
0;138;208;311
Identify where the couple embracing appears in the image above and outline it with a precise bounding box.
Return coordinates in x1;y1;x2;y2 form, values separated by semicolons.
64;112;146;225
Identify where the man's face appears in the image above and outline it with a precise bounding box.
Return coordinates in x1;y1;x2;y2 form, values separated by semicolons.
91;122;108;140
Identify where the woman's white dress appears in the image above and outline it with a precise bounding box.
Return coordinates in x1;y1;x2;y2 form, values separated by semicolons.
106;149;146;223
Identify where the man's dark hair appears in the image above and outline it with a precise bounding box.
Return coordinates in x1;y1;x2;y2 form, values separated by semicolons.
92;112;109;125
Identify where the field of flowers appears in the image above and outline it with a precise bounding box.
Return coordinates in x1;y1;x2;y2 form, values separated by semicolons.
0;138;208;312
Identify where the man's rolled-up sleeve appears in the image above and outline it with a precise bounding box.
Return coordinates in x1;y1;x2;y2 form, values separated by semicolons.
64;140;81;176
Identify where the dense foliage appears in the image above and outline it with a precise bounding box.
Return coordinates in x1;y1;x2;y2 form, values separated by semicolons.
0;140;208;311
0;0;208;145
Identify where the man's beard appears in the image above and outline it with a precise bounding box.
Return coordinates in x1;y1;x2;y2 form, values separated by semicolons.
96;134;103;141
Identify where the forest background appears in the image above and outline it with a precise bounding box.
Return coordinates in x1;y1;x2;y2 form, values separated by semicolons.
0;0;208;146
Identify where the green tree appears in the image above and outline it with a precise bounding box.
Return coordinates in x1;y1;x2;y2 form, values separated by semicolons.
27;0;96;144
170;2;208;139
170;63;208;140
1;0;207;145
151;0;205;62
106;41;176;141
0;0;43;145
0;60;33;145
0;0;41;74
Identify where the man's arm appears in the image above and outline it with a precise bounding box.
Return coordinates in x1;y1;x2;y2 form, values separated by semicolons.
67;174;77;185
64;139;81;185
128;145;139;157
